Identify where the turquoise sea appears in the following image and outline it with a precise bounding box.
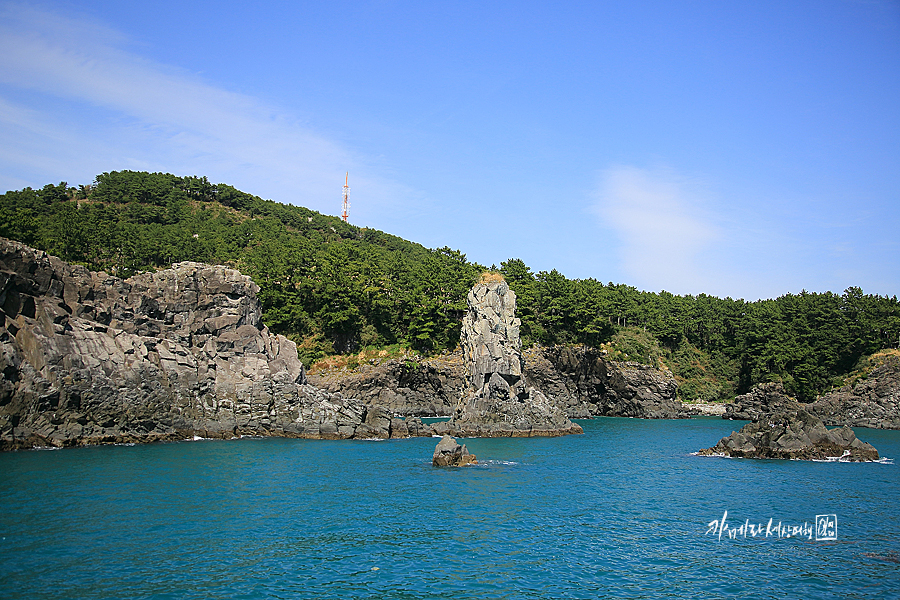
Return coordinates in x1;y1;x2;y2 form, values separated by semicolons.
1;417;898;599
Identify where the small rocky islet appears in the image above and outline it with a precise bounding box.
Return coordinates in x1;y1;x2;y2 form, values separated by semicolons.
699;381;887;461
432;435;477;467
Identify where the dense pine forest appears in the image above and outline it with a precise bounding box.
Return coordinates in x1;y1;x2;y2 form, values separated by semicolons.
2;171;898;403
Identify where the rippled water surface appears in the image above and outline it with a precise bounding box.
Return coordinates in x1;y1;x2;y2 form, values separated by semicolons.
2;418;898;599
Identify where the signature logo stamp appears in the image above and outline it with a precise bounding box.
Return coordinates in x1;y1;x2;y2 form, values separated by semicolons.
815;514;837;541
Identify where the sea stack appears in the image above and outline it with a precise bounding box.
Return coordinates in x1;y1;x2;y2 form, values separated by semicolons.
438;278;582;437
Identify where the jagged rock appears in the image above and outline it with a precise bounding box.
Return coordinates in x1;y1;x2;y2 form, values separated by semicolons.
0;238;375;449
307;354;465;417
806;356;900;429
525;345;682;419
699;408;879;461
306;343;682;422
402;416;432;438
723;382;801;422
432;434;477;467
447;281;582;437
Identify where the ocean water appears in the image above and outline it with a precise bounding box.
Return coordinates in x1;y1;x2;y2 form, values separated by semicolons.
1;417;898;599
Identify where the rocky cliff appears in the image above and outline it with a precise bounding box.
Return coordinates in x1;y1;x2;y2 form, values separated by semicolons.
440;281;582;437
309;344;682;421
723;382;801;422
307;353;465;417
0;238;425;449
723;363;900;430
806;356;900;429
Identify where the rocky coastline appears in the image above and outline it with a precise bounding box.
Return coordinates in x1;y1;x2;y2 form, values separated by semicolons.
2;237;895;451
525;345;682;419
0;238;404;449
723;373;900;431
806;356;900;429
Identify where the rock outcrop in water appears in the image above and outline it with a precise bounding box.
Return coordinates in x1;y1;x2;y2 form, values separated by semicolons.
439;281;582;437
0;238;417;449
699;408;879;461
432;434;477;466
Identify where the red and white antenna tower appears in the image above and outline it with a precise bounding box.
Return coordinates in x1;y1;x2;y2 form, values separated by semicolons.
341;172;350;222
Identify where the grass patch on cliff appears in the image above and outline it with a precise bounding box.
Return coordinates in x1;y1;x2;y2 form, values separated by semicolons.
306;343;417;374
479;271;505;284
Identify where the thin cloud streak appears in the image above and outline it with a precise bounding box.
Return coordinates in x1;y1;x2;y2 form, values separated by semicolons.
593;165;721;295
0;3;388;213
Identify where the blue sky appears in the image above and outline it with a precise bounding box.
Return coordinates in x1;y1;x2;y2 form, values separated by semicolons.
1;1;898;300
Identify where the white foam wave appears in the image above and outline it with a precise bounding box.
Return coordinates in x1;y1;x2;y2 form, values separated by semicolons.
823;450;852;462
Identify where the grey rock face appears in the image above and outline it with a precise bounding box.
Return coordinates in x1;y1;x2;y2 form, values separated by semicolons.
723;382;801;422
306;343;682;422
0;238;378;449
432;434;477;466
448;281;582;437
525;345;682;419
699;408;879;461
806;357;900;429
307;354;465;417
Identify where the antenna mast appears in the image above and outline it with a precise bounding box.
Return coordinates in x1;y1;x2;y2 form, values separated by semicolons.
341;172;350;222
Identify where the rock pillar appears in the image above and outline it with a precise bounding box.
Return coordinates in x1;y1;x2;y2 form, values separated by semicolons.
444;280;582;437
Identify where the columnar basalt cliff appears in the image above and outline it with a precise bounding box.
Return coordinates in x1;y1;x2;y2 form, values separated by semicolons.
0;238;427;449
439;281;582;437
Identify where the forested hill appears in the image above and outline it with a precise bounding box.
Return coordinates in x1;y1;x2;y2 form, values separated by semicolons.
2;170;899;403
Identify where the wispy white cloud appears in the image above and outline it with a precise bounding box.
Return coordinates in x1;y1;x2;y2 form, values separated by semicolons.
0;2;411;216
592;165;721;294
